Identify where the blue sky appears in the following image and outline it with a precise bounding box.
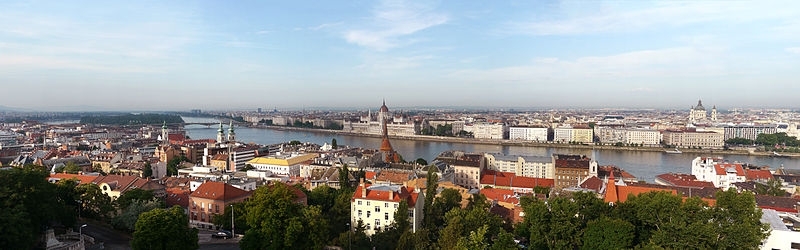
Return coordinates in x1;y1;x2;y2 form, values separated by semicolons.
2;0;799;111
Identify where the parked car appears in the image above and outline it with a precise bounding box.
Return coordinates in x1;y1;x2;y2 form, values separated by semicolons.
211;230;233;239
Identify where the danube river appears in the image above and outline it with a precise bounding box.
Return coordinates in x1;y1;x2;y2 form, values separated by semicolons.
183;117;800;182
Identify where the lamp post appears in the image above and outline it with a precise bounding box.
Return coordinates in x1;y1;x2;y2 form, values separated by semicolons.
79;224;87;246
230;204;235;238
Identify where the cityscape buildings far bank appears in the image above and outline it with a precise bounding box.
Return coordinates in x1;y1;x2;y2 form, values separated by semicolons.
5;99;800;157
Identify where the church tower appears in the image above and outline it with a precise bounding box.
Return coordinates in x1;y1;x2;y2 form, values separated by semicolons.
161;121;169;145
711;106;717;122
216;122;225;143
227;121;236;142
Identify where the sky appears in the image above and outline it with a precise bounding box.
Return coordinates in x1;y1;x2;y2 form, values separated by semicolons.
1;0;800;111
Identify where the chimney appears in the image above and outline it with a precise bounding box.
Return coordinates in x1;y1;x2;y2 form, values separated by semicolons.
360;178;366;198
389;190;394;200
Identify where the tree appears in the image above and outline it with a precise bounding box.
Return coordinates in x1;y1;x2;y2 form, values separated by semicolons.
338;165;352;191
241;183;307;250
112;199;162;232
581;217;635;250
415;158;428;166
725;137;753;145
64;162;83;174
455;225;489;250
710;189;768;249
331;138;338;149
143;162;153;178
75;183;114;219
132;206;199;250
0;166;72;249
212;202;250;234
115;189;157;210
242;164;256;171
489;230;518;250
423;166;439;231
755;178;788;196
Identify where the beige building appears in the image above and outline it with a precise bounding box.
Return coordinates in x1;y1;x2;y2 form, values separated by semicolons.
553;154;598;189
508;126;549;141
553;124;593;143
484;153;554;179
246;153;318;177
463;123;506;140
662;130;724;149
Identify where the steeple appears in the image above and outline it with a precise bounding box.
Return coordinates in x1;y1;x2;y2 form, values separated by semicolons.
217;122;225;143
227;121;236;142
161;121;169;145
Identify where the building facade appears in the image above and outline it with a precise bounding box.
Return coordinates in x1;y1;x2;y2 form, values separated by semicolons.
351;182;423;236
484;153;554;179
553;154;598;189
662;130;724;149
246;153;318;176
723;125;777;141
508;126;549;141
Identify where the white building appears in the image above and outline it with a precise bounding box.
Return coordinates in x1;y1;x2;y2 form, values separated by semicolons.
691;157;746;189
484;153;554;179
246;153;318;177
351;182;423;236
760;209;800;250
723;124;777;141
596;127;661;146
464;123;506;140
509;126;548;141
553;124;593;143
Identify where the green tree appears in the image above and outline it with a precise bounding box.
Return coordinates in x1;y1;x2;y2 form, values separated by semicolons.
64;162;83;174
581;217;635;250
725;137;754;145
423;166;439;231
331;138;338;149
455;225;489;250
339;165;352;191
415;158;428;166
241;183;307;250
489;230;518;250
112;199;162;232
132;206;199;250
755;178;787;196
76;183;114;219
211;202;250;234
242;164;256;171
115;189;157;210
143;162;153;178
0;166;72;249
710;189;768;249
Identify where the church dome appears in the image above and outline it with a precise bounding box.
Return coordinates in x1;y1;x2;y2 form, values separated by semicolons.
693;100;705;111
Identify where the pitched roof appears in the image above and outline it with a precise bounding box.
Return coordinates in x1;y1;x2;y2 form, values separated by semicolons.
713;163;745;176
165;188;191;208
375;170;414;184
744;169;773;181
48;173;98;184
480;188;520;205
352;183;420;207
755;195;800;213
92;175;142;192
191;181;251;201
480;169;554;188
655;173;715;188
579;176;604;192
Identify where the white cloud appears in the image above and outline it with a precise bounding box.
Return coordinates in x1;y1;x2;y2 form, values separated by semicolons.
344;0;448;50
448;47;727;83
507;2;799;36
787;47;800;54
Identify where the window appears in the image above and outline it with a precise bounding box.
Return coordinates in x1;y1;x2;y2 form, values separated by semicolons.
357;200;362;205
375;206;380;212
408;211;414;218
367;211;371;218
385;213;389;220
394;204;398;208
358;210;362;217
385;203;389;208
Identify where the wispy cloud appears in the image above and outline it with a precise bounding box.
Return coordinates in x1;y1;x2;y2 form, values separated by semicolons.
787;47;800;54
344;0;448;51
506;2;798;36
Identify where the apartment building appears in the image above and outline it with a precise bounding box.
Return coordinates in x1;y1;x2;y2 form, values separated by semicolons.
508;126;548;141
483;153;554;179
351;182;423;236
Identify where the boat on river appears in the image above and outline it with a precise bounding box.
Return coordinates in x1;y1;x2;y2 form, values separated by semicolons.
665;149;682;154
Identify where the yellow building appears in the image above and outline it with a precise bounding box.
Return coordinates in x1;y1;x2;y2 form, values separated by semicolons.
247;153;318;176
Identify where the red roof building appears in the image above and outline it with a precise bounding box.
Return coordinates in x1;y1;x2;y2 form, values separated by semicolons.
655;173;715;188
189;181;252;229
48;173;98;185
351;181;423;235
480;169;554;193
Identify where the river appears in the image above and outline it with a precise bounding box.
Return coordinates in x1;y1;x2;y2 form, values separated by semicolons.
182;117;800;182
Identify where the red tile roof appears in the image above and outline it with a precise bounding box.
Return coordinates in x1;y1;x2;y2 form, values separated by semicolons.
480;188;520;205
579;176;604;192
166;188;191;208
364;171;377;180
48;173;98;184
92;175;141;192
480;169;554;188
713;163;745;176
352;183;420;207
191;181;251;201
655;173;715;188
744;169;773;181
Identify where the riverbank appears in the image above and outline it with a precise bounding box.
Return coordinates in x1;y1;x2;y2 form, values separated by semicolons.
246;124;800;158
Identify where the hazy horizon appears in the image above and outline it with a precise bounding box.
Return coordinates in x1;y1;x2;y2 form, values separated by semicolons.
2;1;799;111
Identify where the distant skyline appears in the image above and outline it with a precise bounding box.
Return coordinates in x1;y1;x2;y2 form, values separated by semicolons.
2;0;799;111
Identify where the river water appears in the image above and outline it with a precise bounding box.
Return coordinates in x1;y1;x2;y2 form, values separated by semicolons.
183;117;800;182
